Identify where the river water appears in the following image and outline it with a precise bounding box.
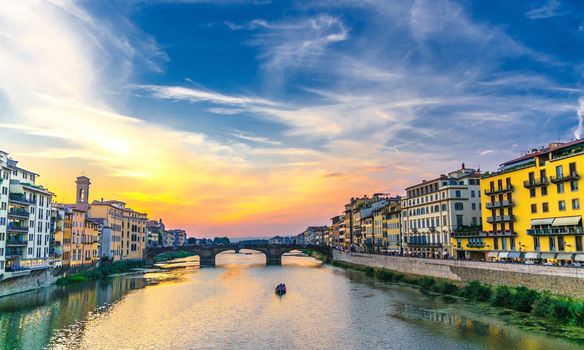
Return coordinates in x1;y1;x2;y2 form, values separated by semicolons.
0;251;581;350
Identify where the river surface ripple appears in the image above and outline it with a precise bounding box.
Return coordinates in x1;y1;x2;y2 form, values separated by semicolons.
0;250;581;350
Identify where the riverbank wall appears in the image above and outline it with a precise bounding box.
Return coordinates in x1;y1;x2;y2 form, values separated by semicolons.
333;251;584;298
0;269;59;298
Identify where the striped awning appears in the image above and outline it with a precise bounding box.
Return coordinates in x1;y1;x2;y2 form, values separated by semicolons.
486;252;498;258
525;252;541;260
541;253;557;260
531;218;554;226
508;252;522;259
498;252;510;259
552;216;582;227
575;254;584;262
557;253;575;260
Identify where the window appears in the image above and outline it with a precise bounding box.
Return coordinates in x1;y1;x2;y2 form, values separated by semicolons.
542;202;549;212
455;190;461;198
494;237;499;250
510;237;516;251
541;186;548;196
454;203;463;210
471;190;475;198
502;238;507;250
559;200;566;211
576;236;583;252
573;199;580;210
471;203;476;210
531;204;537;214
571;181;578;192
549;236;556;251
569;162;577;176
534;236;540;250
456;215;463;227
558;236;565;251
472;217;477;225
557;182;565;194
529;188;536;198
556;165;564;179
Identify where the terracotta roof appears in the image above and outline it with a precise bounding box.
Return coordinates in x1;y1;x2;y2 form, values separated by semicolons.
501;139;584;167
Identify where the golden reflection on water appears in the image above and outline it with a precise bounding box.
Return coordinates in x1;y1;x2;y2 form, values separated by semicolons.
0;253;582;350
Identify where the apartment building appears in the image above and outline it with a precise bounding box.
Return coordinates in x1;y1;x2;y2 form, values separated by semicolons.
456;140;584;263
0;151;54;280
401;165;482;258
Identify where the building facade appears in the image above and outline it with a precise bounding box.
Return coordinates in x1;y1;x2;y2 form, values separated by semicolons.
0;151;54;280
402;165;481;258
455;140;584;263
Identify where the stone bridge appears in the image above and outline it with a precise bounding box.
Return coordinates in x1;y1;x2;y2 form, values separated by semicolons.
145;244;332;267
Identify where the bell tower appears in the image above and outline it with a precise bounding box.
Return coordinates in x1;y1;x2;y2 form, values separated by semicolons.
75;176;91;211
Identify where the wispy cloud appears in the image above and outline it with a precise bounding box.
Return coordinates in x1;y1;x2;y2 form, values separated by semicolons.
575;98;584;139
525;0;564;19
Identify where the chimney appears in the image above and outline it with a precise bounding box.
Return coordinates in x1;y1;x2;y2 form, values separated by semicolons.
462;162;465;169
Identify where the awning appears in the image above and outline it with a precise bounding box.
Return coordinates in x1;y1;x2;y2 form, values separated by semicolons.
442;251;449;256
531;218;554;226
575;254;584;262
525;252;541;259
486;252;498;258
552;216;582;227
498;252;510;259
541;253;557;260
509;252;522;259
557;253;575;260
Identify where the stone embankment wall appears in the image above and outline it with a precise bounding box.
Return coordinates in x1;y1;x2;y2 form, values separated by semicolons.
333;251;584;298
0;269;58;298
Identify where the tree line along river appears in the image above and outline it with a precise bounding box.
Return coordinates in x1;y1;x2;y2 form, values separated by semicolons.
0;251;581;350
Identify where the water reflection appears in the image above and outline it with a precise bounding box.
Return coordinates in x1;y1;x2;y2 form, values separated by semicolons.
0;254;581;350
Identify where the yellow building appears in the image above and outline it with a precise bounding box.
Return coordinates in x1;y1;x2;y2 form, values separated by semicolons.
385;201;402;254
69;207;87;267
453;140;584;263
84;219;100;263
90;200;147;261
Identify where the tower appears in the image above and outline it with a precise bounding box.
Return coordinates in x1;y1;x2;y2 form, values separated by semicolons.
75;176;91;211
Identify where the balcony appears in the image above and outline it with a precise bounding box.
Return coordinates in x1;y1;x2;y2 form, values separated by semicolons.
7;208;30;219
550;173;580;183
486;215;515;224
484;185;514;196
485;200;514;209
7;223;28;233
466;242;485;248
523;178;548;188
6;237;28;246
407;242;443;248
8;194;33;206
527;227;584;236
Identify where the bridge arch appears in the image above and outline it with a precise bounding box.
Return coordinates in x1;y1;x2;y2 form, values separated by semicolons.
145;245;331;267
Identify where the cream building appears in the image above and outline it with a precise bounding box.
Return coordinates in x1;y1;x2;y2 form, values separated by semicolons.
401;165;482;258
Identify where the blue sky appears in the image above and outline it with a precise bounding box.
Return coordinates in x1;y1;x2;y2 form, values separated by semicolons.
0;0;583;236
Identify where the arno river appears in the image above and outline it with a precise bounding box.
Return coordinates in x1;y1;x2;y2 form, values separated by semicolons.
0;251;581;350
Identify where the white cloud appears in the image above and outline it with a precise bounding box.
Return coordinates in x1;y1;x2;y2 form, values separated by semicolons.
575;97;584;139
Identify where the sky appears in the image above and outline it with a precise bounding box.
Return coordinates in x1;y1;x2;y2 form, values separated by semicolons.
0;0;583;238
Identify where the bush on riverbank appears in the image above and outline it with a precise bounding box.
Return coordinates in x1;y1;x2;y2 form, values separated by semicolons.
331;260;584;328
153;251;196;263
57;260;145;286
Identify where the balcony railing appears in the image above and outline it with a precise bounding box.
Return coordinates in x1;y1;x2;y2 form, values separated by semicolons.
407;242;443;248
523;178;548;188
8;194;34;205
486;215;516;224
527;227;584;236
466;242;485;248
7;223;28;233
7;208;30;219
550;173;580;183
484;185;514;196
485;200;514;209
6;238;28;246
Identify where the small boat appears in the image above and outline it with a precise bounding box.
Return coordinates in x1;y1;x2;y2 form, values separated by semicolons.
275;283;286;295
